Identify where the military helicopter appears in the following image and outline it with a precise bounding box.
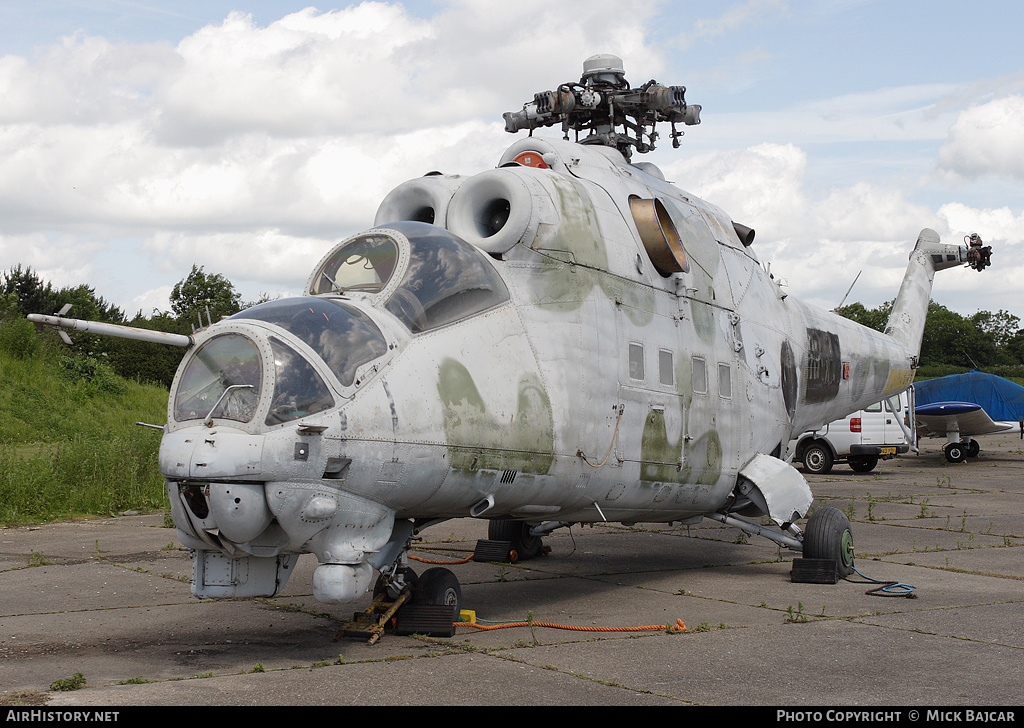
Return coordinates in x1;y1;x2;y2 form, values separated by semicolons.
30;55;992;624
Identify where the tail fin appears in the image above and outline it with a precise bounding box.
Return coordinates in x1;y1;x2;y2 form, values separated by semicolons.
884;229;991;360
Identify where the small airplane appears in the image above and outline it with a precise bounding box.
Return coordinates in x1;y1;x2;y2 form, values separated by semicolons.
28;55;993;627
913;371;1024;462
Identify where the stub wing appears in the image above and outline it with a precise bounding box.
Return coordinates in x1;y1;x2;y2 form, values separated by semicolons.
915;402;1016;440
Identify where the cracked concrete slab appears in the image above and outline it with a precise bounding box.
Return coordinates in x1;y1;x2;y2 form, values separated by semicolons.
1;434;1022;707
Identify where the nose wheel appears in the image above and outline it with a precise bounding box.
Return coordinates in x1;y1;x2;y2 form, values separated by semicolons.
341;566;462;643
943;442;967;463
414;567;462;620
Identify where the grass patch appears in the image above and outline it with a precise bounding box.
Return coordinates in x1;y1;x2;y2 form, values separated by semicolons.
0;345;169;525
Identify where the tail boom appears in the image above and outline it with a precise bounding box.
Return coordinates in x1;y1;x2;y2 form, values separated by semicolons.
884;228;989;360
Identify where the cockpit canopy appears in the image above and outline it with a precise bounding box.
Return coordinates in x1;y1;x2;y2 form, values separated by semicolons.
171;223;511;431
172;298;388;428
232;297;387;389
307;221;510;334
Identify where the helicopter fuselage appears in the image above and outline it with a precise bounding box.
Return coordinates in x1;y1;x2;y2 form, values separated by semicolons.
153;135;971;604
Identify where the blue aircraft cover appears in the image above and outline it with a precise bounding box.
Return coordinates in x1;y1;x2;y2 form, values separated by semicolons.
915;370;1024;423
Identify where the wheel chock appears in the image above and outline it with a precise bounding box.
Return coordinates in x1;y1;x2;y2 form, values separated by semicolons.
791;557;840;584
394;604;457;637
473;539;513;562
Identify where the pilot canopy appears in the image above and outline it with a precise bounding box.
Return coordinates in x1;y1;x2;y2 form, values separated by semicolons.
306;221;509;334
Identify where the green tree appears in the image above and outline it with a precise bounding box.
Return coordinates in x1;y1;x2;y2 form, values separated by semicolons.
971;310;1020;364
834;300;892;333
169;265;242;326
836;299;1018;368
1;265;59;318
920;301;994;368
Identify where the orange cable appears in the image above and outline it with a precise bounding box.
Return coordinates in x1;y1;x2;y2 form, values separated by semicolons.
457;618;687;633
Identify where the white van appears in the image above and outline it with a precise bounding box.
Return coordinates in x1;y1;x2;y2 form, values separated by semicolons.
791;389;913;474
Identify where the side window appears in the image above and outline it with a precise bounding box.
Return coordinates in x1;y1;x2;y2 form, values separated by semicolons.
265;337;335;426
865;402;882;413
628;343;645;380
692;356;707;394
718;363;732;399
659;350;674;386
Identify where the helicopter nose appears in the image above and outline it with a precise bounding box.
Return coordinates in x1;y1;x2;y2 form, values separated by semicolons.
162;430;272;545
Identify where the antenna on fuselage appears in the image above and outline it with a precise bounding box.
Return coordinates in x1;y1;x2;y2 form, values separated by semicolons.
834;270;862;311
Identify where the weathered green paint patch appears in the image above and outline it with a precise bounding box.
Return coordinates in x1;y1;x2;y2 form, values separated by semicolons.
675;356;694;409
640;408;682;484
600;277;655;327
688;429;724;486
690;299;716;345
526;176;656;327
437;358;555;474
549;175;609;270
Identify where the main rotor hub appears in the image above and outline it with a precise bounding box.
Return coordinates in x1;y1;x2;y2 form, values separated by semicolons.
502;54;701;159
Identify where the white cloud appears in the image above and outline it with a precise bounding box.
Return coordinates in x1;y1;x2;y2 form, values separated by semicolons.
141;229;329;286
130;285;175;317
937;95;1024;180
0;231;106;292
657;136;1023;318
675;0;789;50
0;1;1021;325
815;182;937;243
0;1;667;312
662;142;809;232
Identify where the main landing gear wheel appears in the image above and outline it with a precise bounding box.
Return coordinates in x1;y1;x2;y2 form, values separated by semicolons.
802;442;834;475
803;506;855;578
966;439;980;458
488;518;544;561
414;567;462;620
944;442;967;463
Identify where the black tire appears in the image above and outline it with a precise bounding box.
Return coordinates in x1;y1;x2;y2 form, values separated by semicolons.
944;442;966;463
848;455;878;473
414;567;462;620
803;506;855;578
966;439;980;458
488;518;543;561
802;442;834;475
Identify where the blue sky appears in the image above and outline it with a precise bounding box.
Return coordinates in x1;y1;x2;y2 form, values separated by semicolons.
1;0;1022;321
